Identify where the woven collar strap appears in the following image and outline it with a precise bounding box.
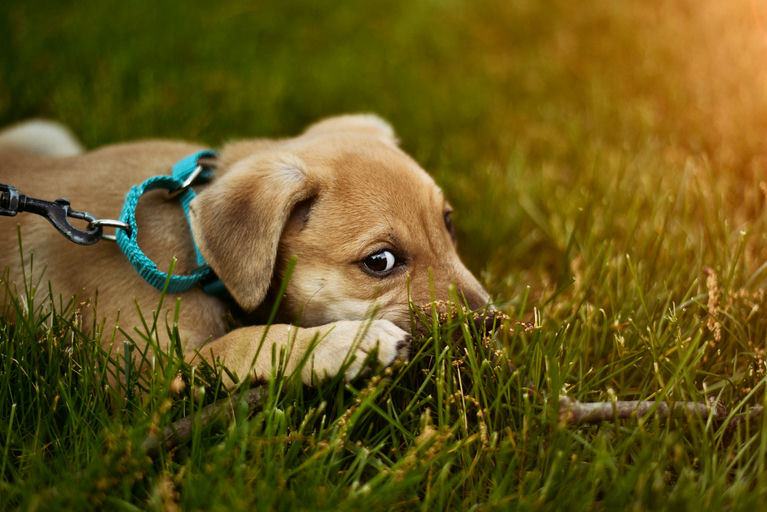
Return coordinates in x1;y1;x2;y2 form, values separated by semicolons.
115;150;225;295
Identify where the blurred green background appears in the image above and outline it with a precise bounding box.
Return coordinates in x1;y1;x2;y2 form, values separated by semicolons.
3;0;767;305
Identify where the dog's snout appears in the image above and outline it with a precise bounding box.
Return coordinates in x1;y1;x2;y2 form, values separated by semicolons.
464;291;490;312
458;282;491;312
471;309;498;335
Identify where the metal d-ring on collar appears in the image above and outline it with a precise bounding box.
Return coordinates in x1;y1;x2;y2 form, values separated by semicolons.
90;218;132;242
167;163;205;199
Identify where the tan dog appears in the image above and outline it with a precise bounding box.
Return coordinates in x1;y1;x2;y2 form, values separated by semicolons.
0;115;490;385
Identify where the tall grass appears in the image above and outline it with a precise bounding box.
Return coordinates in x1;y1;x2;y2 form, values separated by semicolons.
4;0;767;509
3;241;767;510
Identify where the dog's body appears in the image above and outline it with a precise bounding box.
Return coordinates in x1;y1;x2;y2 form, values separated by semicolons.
0;115;489;384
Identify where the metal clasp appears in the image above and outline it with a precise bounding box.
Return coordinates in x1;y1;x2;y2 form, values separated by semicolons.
22;194;103;245
89;218;131;242
167;164;204;199
0;183;131;245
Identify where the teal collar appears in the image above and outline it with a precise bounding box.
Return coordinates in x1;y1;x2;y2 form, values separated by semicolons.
115;150;228;297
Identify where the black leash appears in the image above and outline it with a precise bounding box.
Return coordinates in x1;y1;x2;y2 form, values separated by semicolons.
0;183;122;245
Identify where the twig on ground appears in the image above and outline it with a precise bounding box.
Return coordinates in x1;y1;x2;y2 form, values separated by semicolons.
142;386;267;455
559;396;763;427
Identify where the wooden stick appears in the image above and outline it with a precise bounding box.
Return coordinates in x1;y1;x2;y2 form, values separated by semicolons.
559;396;732;425
142;386;266;455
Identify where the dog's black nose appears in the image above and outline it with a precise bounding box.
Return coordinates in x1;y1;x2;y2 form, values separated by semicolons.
471;309;500;335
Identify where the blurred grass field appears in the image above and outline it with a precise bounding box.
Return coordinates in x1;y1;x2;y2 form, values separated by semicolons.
4;0;767;510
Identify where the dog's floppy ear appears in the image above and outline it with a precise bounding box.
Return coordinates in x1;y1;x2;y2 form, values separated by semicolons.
189;153;316;311
303;114;400;146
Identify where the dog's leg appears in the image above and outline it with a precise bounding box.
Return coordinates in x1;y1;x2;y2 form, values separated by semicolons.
186;320;411;386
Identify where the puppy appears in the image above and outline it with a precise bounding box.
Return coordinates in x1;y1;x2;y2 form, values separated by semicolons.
0;115;490;385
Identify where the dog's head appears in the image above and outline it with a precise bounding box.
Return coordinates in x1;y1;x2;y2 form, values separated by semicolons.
189;115;489;329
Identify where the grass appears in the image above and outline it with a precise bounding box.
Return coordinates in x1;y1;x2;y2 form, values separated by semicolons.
4;0;767;509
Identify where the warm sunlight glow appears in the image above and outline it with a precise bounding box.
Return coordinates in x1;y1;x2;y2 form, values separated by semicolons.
751;0;767;44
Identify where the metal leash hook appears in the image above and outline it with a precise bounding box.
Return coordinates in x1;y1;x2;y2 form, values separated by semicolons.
0;183;128;245
91;218;131;242
0;184;19;216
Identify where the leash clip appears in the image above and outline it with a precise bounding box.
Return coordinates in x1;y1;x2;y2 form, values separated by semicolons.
0;184;104;245
43;198;104;245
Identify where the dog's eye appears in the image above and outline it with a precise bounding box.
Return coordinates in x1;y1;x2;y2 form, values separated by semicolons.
361;250;397;276
444;211;456;241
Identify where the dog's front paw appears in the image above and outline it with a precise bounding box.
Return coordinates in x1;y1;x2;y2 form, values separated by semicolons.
304;319;410;384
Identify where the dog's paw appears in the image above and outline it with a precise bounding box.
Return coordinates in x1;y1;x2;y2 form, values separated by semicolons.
304;319;410;384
